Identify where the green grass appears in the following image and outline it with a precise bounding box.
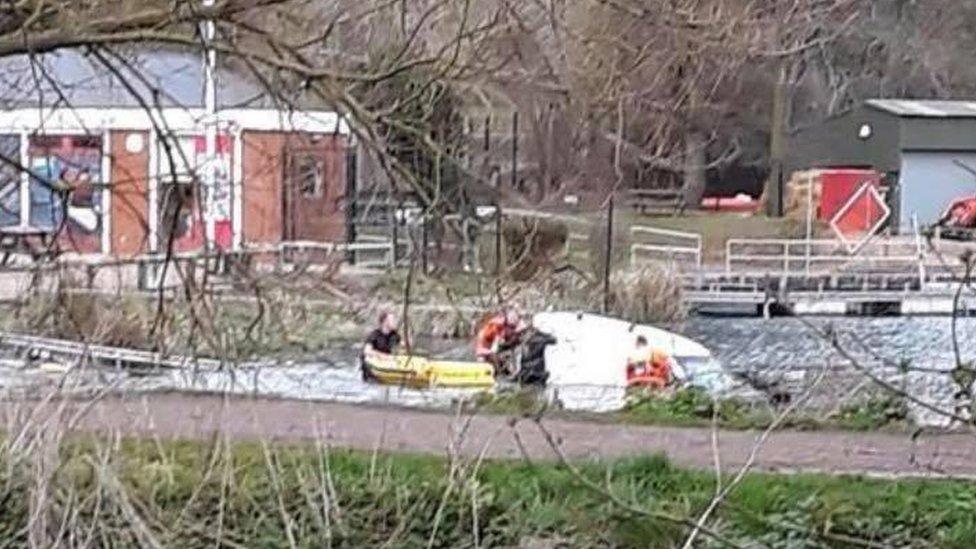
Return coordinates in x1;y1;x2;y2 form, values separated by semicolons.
614;211;799;264
557;209;797;268
473;387;912;433
368;269;491;301
620;388;911;432
1;436;972;547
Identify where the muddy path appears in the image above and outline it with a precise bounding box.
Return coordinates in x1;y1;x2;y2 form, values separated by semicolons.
4;392;975;479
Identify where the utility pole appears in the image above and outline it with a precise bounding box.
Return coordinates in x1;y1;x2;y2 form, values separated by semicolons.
510;111;519;193
202;0;218;249
603;195;614;314
496;112;517;275
766;62;787;218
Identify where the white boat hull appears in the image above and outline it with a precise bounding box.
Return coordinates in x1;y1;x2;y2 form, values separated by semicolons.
531;312;735;411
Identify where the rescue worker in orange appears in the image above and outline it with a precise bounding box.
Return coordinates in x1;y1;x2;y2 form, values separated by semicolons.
626;335;673;389
474;308;527;374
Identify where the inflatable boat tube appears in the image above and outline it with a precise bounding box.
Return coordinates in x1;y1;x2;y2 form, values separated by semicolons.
362;351;495;389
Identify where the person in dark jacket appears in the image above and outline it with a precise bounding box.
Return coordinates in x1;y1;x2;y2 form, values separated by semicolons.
364;311;401;355
361;311;402;381
512;327;556;386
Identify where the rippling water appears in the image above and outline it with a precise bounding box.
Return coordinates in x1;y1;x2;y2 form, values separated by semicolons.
685;316;976;427
684;316;976;373
3;317;975;419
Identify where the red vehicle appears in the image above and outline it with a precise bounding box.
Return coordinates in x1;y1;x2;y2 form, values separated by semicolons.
932;194;976;241
932;161;976;240
938;197;976;229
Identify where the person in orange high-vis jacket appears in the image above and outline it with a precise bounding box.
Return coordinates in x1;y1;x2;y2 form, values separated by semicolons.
626;336;672;389
475;309;526;372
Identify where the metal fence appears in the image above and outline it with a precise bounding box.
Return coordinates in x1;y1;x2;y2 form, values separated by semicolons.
724;237;927;277
629;225;702;269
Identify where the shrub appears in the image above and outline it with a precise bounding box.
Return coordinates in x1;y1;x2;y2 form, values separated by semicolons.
623;387;759;427
481;217;569;281
19;285;153;349
607;264;686;323
832;395;909;431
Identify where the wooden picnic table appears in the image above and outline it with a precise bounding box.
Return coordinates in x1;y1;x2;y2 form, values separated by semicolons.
623;188;687;216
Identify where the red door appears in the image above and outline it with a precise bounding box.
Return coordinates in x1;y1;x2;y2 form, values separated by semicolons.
282;144;344;242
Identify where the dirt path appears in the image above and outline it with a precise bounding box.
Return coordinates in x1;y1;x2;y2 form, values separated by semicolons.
5;393;976;479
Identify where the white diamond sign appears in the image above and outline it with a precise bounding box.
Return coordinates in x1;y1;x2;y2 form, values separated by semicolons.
829;181;890;253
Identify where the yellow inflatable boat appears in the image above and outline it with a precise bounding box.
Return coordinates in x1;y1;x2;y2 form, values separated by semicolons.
362;351;495;388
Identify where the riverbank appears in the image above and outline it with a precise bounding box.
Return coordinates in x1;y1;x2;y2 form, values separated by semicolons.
0;258;688;360
474;387;913;432
3;399;974;547
7;393;976;478
0;279;501;362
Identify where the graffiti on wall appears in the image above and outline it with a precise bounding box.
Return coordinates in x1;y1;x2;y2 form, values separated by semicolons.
28;136;103;253
158;134;232;252
196;135;232;249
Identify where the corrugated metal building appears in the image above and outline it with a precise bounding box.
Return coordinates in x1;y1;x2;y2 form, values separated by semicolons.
787;99;976;227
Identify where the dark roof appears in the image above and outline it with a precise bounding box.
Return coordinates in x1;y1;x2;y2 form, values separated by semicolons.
867;99;976;118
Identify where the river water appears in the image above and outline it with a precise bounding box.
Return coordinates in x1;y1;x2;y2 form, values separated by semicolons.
685;316;976;373
686;316;976;426
3;316;975;423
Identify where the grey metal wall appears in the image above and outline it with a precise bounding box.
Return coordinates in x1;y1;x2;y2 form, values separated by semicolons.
785;106;902;175
901;118;976;152
899;151;976;226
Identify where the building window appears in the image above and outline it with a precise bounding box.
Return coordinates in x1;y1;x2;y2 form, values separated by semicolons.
157;135;198;183
296;155;326;197
154;134;233;250
27;135;103;247
159;182;198;244
0;134;20;227
156;135;201;249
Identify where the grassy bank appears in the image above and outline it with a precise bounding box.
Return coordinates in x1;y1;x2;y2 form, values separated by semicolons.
0;270;496;359
1;436;972;547
473;388;912;432
0;292;363;360
619;388;910;432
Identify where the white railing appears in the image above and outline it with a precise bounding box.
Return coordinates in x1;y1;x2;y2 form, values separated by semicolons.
278;240;395;268
0;238;405;294
724;237;926;277
132;240;397;289
564;231;590;259
502;207;585;225
629;225;702;268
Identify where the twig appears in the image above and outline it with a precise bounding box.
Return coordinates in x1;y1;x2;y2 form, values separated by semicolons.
799;317;971;426
682;358;830;548
533;419;744;548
